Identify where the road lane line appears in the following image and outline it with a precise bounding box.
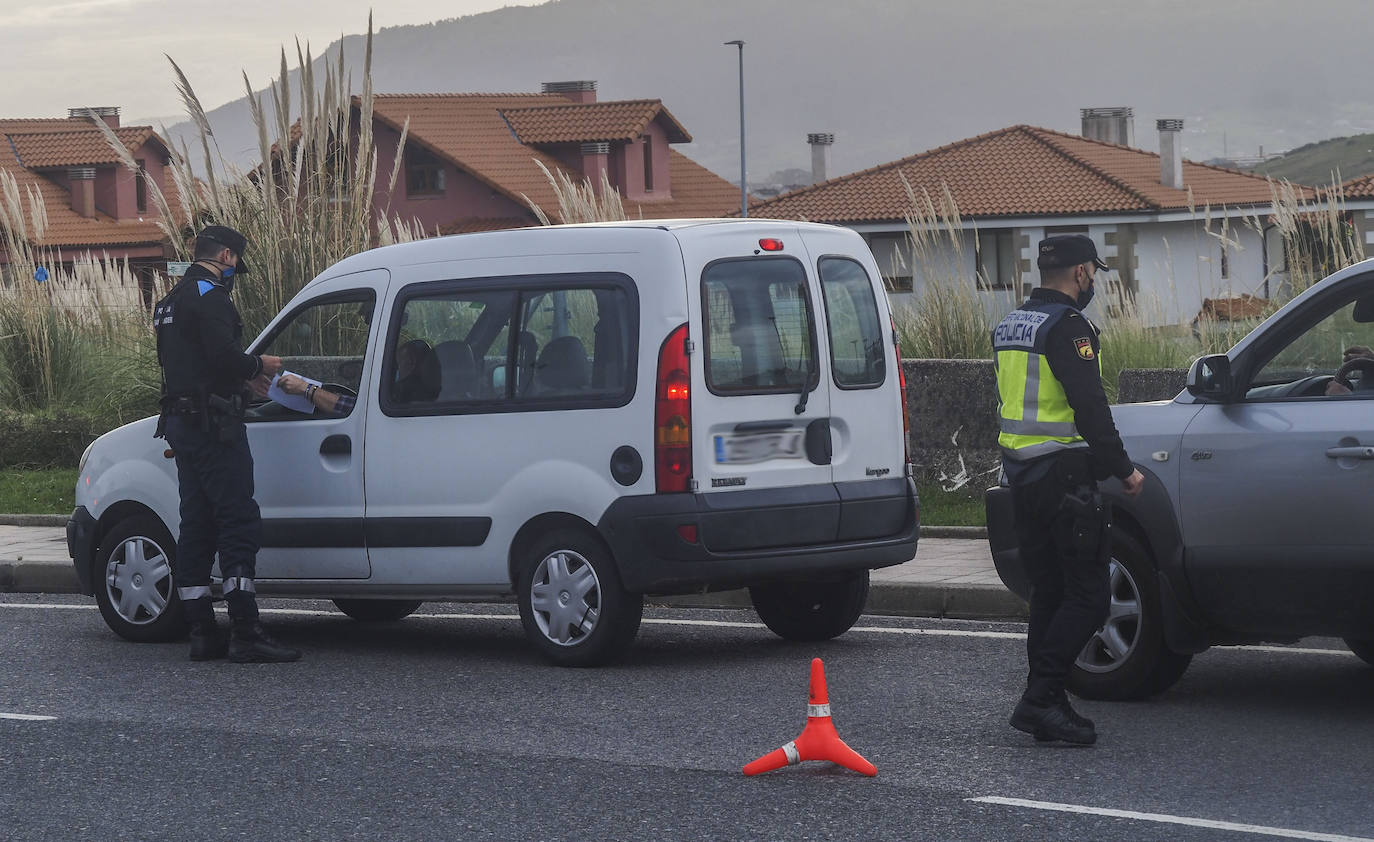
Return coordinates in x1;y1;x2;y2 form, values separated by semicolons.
0;603;1358;657
967;796;1374;842
0;713;56;721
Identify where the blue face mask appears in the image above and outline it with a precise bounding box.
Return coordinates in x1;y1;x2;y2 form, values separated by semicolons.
220;265;235;279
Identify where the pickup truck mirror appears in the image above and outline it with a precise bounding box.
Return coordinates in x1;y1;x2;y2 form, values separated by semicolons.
1186;354;1233;400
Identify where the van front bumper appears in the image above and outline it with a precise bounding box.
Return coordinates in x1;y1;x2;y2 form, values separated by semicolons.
66;506;98;595
596;478;918;594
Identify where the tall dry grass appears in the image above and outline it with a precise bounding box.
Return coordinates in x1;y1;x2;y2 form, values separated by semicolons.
524;161;628;225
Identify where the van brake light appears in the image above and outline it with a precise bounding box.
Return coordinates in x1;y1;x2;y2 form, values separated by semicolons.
891;315;911;468
656;323;692;493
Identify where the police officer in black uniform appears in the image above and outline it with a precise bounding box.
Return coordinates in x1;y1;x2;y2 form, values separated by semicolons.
153;225;300;663
991;235;1144;744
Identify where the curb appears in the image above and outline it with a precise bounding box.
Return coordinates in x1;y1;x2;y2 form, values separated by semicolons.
0;561;82;595
0;514;68;527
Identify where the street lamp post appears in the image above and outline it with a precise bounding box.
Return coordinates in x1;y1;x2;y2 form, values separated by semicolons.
724;39;747;218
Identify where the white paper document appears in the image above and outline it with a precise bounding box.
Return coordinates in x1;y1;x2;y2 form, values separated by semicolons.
267;371;320;414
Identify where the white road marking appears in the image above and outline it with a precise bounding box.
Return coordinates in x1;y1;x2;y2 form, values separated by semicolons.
967;796;1374;842
0;603;1359;657
0;713;56;721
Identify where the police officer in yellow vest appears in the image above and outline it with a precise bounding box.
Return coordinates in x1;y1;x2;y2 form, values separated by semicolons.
993;234;1144;745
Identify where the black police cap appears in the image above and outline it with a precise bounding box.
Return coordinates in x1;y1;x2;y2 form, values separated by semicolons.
1037;234;1108;271
198;225;252;275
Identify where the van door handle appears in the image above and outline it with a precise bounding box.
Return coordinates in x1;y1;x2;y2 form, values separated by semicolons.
1325;446;1374;459
805;418;832;466
321;435;351;456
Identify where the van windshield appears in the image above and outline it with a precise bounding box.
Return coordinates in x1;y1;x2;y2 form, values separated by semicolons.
702;257;815;394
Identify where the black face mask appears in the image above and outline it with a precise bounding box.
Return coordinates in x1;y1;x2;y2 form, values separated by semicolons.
1076;270;1095;310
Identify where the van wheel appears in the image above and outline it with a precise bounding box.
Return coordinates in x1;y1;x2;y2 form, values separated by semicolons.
93;514;185;643
749;570;870;642
1069;531;1193;700
333;599;422;622
516;529;642;667
1343;638;1374;667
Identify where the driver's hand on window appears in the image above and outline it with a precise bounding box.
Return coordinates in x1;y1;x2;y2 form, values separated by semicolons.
248;373;273;398
277;373;308;396
1326;379;1353;396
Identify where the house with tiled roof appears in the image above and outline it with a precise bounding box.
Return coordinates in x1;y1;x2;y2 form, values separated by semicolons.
0;107;177;294
357;80;738;235
753;112;1312;326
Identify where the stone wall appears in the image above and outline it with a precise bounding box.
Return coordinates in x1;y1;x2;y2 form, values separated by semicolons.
899;360;1190;494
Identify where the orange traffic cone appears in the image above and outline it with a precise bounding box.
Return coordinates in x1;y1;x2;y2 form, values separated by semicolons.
743;657;877;777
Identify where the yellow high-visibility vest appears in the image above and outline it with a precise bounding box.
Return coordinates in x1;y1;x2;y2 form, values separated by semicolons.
991;300;1093;461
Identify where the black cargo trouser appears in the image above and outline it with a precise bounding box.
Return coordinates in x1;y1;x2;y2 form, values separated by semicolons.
165;414;261;621
1011;454;1111;704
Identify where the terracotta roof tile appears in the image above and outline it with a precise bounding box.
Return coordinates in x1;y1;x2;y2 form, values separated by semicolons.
751;125;1304;224
7;127;156;168
439;216;535;235
1340;173;1374;199
503;100;690;144
365;93;734;224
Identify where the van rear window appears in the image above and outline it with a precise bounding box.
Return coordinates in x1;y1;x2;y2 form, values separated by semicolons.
818;257;885;388
702;257;815;394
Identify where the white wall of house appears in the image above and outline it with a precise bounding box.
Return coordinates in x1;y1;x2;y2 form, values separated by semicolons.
864;215;1273;329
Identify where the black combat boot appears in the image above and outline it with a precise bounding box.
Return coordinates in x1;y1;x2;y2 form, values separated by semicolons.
183;597;227;661
227;620;302;663
1010;696;1097;745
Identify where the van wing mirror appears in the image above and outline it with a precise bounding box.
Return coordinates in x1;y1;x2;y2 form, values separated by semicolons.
1186;354;1233;400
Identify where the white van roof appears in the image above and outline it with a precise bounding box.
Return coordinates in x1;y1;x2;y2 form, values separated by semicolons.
308;218;856;289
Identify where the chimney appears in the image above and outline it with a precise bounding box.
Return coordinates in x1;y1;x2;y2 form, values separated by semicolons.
807;133;834;184
1157;118;1185;189
1080;107;1134;147
70;106;120;129
69;168;96;217
541;80;597;104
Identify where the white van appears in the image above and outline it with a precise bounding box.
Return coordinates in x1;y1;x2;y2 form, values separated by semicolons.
67;220;918;665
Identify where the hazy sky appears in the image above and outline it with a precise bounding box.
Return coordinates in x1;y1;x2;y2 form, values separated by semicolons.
0;0;542;122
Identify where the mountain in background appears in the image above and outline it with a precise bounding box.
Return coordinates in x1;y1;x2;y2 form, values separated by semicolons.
1242;134;1374;187
161;0;1374;188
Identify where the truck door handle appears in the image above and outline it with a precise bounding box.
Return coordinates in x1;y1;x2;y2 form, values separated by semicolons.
321;434;351;455
1325;446;1374;459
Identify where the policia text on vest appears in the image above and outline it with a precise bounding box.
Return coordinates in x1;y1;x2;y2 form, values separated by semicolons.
993;234;1143;746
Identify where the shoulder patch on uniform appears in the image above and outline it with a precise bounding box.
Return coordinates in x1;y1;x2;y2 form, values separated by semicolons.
1074;336;1095;360
196;280;216;296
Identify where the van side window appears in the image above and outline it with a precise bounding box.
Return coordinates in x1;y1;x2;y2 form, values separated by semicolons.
702;258;815;394
382;276;636;415
818;257;886;388
251;292;376;419
515;287;633;400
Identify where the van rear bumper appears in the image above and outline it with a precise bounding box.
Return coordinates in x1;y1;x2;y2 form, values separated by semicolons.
597;478;919;594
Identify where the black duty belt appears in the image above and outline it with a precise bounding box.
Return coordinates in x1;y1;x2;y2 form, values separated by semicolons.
163;396;201;416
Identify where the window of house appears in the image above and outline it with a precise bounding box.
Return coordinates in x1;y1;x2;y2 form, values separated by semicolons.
975;228;1017;290
405;145;446;197
702;257;816;394
1045;225;1088;237
382;276;637;415
135;160;147;214
641;135;654;192
818;257;885;388
864;233;914;292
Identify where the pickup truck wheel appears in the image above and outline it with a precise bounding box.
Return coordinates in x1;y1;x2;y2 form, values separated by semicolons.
516;529;642;667
93;515;185;643
1343;638;1374;666
333;599;422;622
1069;531;1192;700
749;570;870;642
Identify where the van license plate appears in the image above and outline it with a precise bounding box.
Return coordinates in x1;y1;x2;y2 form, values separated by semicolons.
714;430;805;464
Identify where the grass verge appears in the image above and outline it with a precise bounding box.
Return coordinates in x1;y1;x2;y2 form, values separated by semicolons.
0;469;77;515
917;483;986;527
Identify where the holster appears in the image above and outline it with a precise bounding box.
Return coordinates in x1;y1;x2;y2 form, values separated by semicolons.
206;393;245;442
1063;485;1110;562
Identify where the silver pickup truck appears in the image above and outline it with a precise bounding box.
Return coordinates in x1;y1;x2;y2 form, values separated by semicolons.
986;259;1374;699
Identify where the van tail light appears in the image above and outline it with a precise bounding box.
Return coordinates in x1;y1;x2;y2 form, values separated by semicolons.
891;315;911;468
656;323;692;493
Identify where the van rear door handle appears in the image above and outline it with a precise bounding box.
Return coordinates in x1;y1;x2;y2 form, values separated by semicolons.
1325;446;1374;459
321;435;351;455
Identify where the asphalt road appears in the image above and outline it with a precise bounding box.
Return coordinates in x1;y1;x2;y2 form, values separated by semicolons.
2;595;1372;842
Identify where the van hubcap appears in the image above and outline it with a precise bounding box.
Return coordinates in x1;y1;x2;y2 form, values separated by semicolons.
105;537;173;625
530;550;601;646
1077;558;1141;673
